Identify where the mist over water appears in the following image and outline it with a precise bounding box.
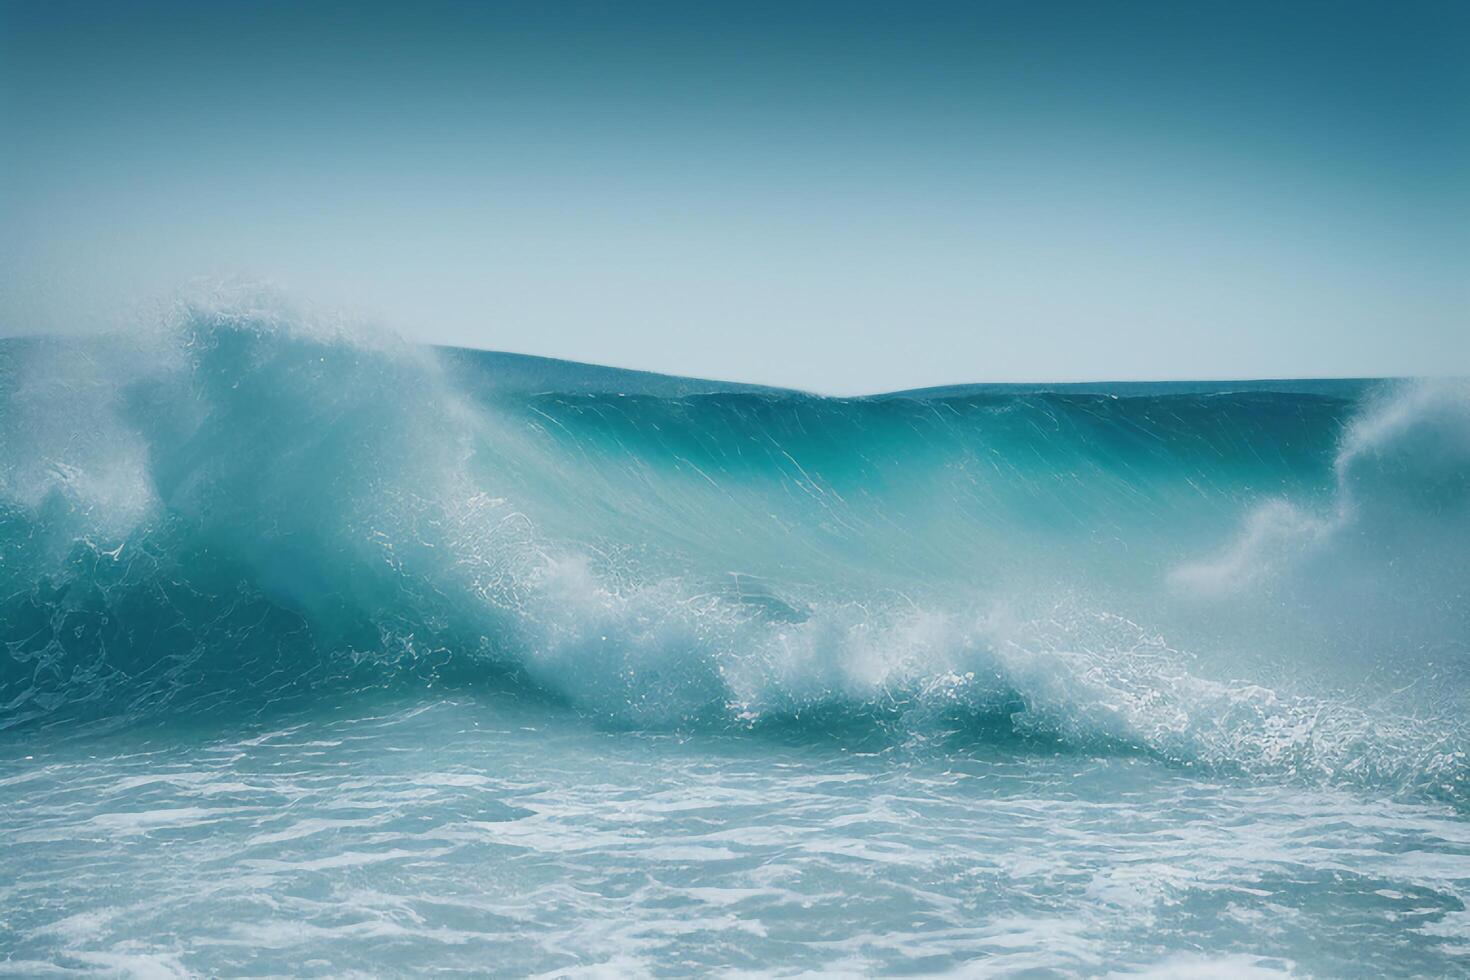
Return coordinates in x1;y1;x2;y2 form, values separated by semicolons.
2;302;1468;974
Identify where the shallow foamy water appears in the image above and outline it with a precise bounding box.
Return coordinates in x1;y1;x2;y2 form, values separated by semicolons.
3;696;1468;977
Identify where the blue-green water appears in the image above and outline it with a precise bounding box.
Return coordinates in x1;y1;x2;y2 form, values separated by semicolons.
2;308;1468;975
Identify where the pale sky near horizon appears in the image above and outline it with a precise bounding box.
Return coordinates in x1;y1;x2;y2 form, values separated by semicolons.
2;0;1467;394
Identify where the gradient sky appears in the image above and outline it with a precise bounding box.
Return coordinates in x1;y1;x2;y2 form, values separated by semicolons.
2;0;1466;393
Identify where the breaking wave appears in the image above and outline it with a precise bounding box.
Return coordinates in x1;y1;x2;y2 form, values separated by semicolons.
2;302;1467;802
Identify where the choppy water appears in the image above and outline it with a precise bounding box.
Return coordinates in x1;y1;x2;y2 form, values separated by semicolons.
2;303;1468;975
6;697;1470;977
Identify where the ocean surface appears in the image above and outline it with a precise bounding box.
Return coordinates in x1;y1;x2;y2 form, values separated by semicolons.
2;307;1468;977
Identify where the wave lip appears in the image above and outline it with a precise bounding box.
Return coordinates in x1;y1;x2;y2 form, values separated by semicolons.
1173;378;1470;596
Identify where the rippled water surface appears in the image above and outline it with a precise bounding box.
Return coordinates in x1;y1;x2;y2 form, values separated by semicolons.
4;696;1469;977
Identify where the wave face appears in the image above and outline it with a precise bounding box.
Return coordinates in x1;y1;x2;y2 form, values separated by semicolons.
2;307;1468;801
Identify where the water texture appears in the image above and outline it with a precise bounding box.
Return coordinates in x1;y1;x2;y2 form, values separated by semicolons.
2;305;1467;975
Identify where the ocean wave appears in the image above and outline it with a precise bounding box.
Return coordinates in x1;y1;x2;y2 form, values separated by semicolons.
2;303;1466;803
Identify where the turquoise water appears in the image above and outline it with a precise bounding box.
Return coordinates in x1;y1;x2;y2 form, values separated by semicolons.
2;307;1468;975
5;695;1470;977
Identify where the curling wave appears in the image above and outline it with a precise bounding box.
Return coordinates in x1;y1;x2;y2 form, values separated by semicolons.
1;303;1466;802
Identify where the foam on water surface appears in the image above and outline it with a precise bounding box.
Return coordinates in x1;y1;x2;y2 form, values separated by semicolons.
4;697;1470;976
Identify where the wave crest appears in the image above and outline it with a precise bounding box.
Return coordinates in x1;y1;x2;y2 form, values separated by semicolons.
2;306;1466;804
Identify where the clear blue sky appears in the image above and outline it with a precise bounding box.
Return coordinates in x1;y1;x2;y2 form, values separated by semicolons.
2;0;1466;393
